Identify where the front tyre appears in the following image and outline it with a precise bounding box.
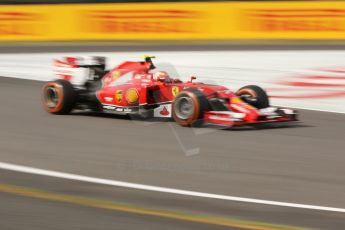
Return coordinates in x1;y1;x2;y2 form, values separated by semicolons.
42;80;77;114
172;88;209;127
236;85;269;109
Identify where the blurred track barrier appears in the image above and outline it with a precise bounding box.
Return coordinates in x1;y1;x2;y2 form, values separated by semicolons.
1;51;344;112
2;1;345;41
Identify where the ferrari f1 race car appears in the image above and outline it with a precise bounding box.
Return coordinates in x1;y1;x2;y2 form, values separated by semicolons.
42;56;297;127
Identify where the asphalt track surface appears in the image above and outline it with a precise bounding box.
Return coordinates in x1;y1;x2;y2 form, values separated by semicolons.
3;43;345;53
0;52;345;229
1;78;345;230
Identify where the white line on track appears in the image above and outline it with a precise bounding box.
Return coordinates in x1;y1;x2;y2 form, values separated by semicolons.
1;162;345;213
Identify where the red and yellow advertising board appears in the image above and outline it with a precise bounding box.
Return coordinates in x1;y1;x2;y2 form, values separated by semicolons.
1;1;345;41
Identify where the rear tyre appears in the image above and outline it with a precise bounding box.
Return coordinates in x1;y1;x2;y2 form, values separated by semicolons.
236;85;269;109
42;80;77;114
172;88;210;127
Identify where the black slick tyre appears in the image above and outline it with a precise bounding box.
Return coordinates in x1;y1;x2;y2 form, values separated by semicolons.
236;85;269;109
172;88;210;127
42;79;77;114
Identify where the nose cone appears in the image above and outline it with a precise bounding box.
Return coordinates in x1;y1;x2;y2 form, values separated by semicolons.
244;110;259;122
230;97;259;122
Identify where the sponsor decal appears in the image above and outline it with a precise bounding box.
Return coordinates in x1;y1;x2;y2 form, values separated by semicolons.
104;96;114;102
115;90;123;103
116;107;133;112
0;11;44;36
112;71;121;80
171;86;180;97
231;97;244;104
231;97;255;111
81;9;201;34
126;88;139;104
242;9;345;32
102;105;134;113
103;105;116;110
153;104;172;118
159;106;170;116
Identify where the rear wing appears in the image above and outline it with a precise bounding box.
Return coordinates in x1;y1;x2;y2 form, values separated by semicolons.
53;56;106;86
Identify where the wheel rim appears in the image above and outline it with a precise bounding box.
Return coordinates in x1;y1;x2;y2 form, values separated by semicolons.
174;96;195;120
45;86;59;108
241;93;257;103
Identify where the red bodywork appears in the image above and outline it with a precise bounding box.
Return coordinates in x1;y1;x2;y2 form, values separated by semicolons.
91;60;295;126
53;57;297;127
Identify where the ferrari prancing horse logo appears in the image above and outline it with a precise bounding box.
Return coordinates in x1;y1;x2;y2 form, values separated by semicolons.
172;86;179;97
112;71;121;80
115;90;123;103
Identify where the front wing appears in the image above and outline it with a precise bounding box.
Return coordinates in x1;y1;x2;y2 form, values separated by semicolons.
204;107;298;127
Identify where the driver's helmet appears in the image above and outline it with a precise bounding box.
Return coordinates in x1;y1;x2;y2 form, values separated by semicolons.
153;71;170;82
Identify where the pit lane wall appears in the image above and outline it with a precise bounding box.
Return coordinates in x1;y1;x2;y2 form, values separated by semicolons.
2;1;345;41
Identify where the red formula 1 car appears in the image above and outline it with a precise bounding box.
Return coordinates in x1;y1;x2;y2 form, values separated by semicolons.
42;56;297;127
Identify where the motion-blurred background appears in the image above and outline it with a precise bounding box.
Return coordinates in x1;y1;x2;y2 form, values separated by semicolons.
1;0;345;42
1;1;345;230
1;0;345;112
